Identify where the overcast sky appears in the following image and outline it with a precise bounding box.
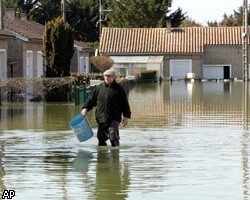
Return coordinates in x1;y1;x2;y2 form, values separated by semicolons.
171;0;243;25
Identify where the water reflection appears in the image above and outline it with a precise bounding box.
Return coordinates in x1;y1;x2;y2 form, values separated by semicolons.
0;144;6;195
241;131;250;199
72;150;93;173
1;81;250;130
94;148;130;200
242;82;250;200
129;81;247;128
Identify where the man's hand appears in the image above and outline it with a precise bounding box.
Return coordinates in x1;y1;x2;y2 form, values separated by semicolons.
81;108;88;116
122;117;129;127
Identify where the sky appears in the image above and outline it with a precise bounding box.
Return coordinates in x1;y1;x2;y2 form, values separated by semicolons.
171;0;243;25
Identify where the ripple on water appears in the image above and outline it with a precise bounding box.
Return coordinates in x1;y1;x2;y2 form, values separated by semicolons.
0;127;249;200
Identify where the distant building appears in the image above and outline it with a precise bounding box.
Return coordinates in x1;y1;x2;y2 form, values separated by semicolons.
100;27;245;80
0;7;93;79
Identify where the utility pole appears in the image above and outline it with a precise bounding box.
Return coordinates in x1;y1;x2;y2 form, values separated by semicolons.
61;0;66;23
97;0;111;39
99;0;102;38
0;0;3;29
243;0;248;81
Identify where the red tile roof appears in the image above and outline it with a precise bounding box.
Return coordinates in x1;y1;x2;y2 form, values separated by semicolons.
100;27;243;54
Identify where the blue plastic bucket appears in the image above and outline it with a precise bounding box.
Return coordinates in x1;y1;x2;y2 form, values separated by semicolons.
69;114;94;142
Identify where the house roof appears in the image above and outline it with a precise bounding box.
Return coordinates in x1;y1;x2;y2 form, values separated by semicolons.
74;40;93;51
0;9;92;51
100;27;243;54
4;15;45;41
3;12;93;51
0;29;15;38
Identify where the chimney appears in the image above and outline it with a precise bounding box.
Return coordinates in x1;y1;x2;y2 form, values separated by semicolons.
0;0;3;29
21;12;27;21
5;7;16;20
166;20;171;35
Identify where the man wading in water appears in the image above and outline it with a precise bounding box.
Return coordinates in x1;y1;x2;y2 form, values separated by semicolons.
81;69;131;147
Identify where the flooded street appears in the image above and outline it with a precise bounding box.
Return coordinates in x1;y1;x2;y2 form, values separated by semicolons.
0;81;250;200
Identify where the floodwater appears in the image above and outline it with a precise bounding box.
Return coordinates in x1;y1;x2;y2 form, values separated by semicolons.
0;80;250;200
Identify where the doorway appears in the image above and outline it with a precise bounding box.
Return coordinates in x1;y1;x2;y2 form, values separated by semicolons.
223;66;230;79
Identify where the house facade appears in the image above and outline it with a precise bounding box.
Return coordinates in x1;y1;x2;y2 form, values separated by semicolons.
99;27;245;80
4;8;45;78
2;8;92;79
71;40;93;73
0;30;15;79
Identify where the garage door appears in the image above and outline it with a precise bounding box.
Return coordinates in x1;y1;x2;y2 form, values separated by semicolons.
203;65;230;79
170;60;192;79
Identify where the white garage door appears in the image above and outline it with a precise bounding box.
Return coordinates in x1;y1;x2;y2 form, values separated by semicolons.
170;60;192;79
203;66;223;79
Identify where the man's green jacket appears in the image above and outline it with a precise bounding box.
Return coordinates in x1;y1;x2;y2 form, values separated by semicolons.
82;80;131;124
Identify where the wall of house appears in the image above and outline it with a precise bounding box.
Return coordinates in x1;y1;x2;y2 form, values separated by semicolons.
23;42;43;78
0;40;7;48
79;51;90;73
203;45;242;79
71;50;90;73
71;50;78;72
8;40;43;78
7;39;23;77
163;54;203;79
0;40;8;78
